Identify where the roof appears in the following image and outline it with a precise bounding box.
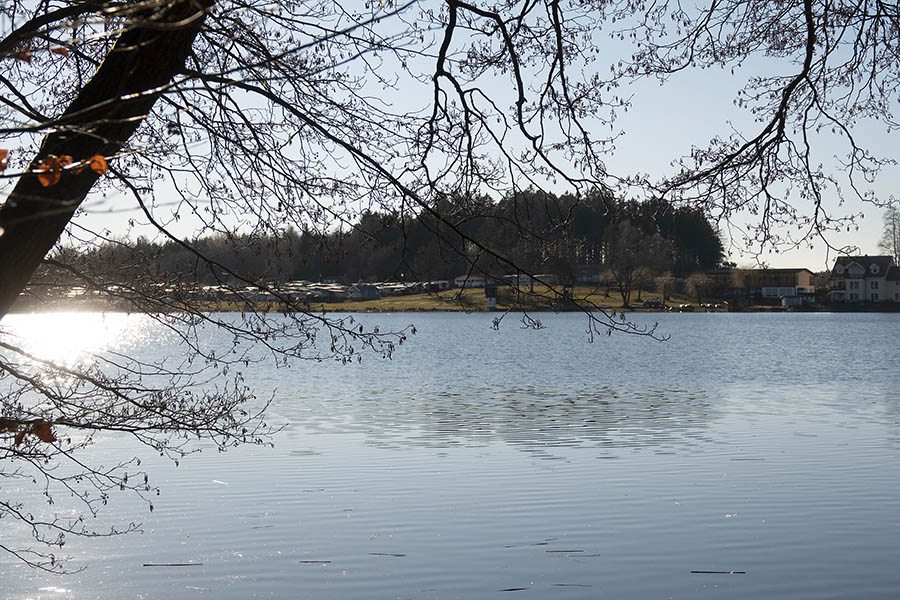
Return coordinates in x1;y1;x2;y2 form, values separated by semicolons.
887;266;900;282
831;255;894;276
704;267;812;275
759;268;815;275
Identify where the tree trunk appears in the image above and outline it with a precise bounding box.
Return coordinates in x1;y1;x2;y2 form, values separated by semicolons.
618;274;631;307
0;0;211;319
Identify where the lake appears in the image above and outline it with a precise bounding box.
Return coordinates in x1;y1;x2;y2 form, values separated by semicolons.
2;311;900;599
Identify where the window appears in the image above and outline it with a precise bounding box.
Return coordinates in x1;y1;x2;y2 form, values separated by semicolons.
871;280;879;290
871;293;879;302
850;280;860;290
871;264;880;274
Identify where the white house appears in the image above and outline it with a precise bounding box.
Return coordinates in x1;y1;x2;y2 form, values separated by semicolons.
829;255;899;303
454;274;486;288
502;273;561;288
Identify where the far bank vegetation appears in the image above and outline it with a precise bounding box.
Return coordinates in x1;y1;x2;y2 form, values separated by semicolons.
22;191;725;312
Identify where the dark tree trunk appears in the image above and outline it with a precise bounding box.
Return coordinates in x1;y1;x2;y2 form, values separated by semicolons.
617;273;632;308
0;0;211;318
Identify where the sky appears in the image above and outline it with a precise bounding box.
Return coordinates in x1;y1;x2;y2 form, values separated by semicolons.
601;61;898;272
71;3;899;274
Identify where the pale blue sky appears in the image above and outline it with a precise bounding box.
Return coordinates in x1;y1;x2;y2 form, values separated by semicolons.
74;5;898;273
604;61;897;271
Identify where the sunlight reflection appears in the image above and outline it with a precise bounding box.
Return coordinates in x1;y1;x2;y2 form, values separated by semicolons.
1;312;153;368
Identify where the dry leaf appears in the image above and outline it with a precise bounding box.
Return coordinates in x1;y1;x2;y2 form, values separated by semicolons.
37;156;62;187
89;154;108;174
14;430;26;447
58;155;73;167
50;47;70;57
0;149;8;172
14;51;32;63
33;421;56;443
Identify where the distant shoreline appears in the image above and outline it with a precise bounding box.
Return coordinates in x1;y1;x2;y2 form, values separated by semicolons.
8;291;900;315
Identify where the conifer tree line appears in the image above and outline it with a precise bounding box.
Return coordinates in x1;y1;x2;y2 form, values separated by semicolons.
39;191;722;289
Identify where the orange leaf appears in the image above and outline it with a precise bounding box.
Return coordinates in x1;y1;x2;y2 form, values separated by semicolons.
37;169;61;187
14;430;26;447
13;51;32;63
0;149;8;172
50;47;70;57
37;156;62;187
0;417;18;433
89;154;108;175
59;155;73;167
33;421;56;443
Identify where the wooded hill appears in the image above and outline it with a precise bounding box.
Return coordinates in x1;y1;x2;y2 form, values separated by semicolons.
40;191;723;289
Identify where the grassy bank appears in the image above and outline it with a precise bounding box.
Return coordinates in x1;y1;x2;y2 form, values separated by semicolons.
11;286;713;314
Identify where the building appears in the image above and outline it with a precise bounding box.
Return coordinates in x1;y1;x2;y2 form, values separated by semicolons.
890;267;900;302
577;268;603;284
347;284;380;300
454;274;486;288
502;273;561;288
829;255;900;303
424;280;451;291
755;268;816;299
703;267;816;301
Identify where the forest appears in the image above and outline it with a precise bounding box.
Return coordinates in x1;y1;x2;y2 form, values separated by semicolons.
39;191;723;290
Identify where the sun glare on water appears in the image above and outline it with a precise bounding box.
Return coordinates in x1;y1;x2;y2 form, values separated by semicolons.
1;312;152;368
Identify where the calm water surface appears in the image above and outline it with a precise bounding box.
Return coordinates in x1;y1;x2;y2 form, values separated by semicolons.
2;312;900;599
